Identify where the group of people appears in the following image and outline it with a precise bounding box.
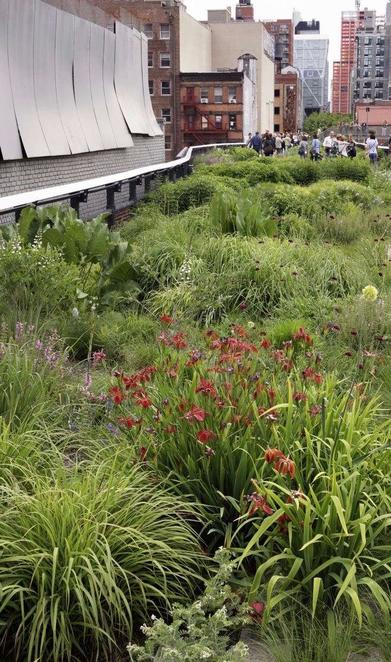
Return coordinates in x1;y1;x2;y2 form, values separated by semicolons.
297;132;357;161
247;128;381;165
247;131;296;157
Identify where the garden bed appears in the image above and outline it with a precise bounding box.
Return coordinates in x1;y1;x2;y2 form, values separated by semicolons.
0;149;389;661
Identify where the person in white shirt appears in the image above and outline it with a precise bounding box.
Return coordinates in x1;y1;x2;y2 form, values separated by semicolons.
366;131;379;166
323;132;334;157
337;135;348;157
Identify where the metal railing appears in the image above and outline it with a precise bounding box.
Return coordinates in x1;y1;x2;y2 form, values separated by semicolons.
0;142;244;224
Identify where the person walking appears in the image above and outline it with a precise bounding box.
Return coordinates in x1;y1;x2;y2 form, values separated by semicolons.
249;131;262;155
366;131;378;166
310;133;321;161
263;132;275;157
275;133;283;156
246;132;253;147
298;135;308;159
337;135;348;158
346;136;357;159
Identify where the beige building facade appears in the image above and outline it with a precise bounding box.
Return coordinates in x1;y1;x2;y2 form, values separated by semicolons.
208;20;275;132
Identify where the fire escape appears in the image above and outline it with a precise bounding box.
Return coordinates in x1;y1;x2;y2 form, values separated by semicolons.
183;88;229;145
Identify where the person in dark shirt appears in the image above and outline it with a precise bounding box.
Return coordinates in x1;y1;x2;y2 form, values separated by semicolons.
250;131;262;155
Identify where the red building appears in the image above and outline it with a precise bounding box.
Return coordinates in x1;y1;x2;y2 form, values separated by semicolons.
180;72;246;146
235;0;254;22
332;11;358;114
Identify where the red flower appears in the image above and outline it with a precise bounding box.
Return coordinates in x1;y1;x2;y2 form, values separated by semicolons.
184;406;207;423
310;404;321;416
197;429;216;444
139;446;148;461
135;396;152;409
293;328;313;345
109;386;124;405
165;425;177;434
172;333;188;349
267;388;276;403
264;448;285;464
248;494;274;517
293;391;307;402
119;416;142;428
160;314;174;324
196;379;217;398
274;456;296;479
250;601;265;619
314;372;323;385
239;302;247;310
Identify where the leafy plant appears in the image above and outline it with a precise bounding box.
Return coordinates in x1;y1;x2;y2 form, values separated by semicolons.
127;549;249;662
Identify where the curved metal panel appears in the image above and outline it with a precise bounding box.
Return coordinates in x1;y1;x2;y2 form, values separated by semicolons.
90;23;117;150
140;33;163;137
74;16;103;151
34;0;70;156
115;21;149;135
55;9;88;154
8;0;50;157
103;30;133;148
0;0;23;159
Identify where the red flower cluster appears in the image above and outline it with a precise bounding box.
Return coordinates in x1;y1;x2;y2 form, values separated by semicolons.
264;447;296;479
302;367;323;384
196;379;217;398
293;327;313;345
197;429;216;444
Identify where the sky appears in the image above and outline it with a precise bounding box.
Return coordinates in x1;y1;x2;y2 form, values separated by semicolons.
184;0;389;80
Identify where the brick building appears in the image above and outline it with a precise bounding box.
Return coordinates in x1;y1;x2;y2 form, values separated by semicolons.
332;11;358;113
265;19;302;132
264;19;294;72
180;53;257;146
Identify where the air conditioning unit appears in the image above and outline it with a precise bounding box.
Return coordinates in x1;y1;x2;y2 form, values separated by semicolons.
201;98;209;104
229;98;237;104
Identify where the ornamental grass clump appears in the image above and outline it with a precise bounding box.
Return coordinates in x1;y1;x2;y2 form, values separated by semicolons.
0;462;205;662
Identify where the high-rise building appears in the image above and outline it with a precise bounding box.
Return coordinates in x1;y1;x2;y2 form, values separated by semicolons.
332;11;359;113
353;7;388;104
264;19;294;72
294;21;329;119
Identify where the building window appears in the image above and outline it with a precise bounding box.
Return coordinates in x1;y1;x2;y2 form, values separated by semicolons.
274;88;281;97
149;80;154;96
201;116;208;129
200;88;209;103
215;114;222;129
160;53;171;68
144;23;153;39
228;87;237;103
148;52;153;68
375;91;384;99
274;123;280;132
214;86;223;103
186;115;194;130
165;134;172;150
229;114;237;130
161;108;171;123
274;107;280;115
161;80;171;95
160;23;170;39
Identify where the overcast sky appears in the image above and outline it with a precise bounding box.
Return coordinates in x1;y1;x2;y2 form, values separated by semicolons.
184;0;389;77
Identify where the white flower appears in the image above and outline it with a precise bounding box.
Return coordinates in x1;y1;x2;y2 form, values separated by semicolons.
72;307;80;318
362;285;379;302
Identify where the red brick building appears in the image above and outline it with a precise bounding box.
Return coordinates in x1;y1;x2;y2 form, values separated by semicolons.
180;72;245;146
235;0;254;22
332;11;358;113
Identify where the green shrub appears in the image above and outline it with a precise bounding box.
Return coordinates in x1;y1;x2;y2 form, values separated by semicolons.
318;157;371;183
197;160;294;186
0;462;204;661
150;175;229;215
